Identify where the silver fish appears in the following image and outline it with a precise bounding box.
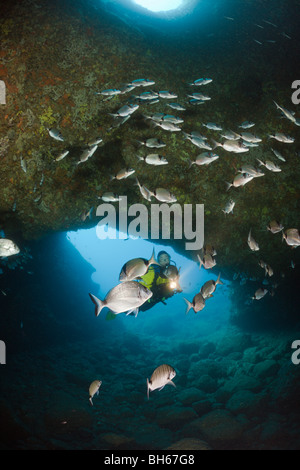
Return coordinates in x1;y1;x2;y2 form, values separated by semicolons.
220;130;240;140
202;122;222;131
88;137;103;146
20;156;27;173
136;138;166;148
89;281;153;317
238;121;255;129
188;93;211;101
135;91;159;101
188;152;219;167
153;188;177;203
252;288;268;300
101;192;121;202
203;244;217;257
184;292;206;314
128;78;155;87
213;139;249;153
119;249;159;282
110;103;139;118
0;238;20;257
189;99;206;106
282;228;300;247
197;253;216;269
167;102;186;111
237;165;264;178
264;264;274;277
248;229;260;251
183;132;212;150
268;133;294;143
55;150;69;162
97;88;121;96
89;380;102;406
273;101;296;123
135;178;153;202
110;168;135;180
222;199;235;214
48;128;64;141
200;273;223;299
226;173;254;190
158;91;178;99
267;220;284;233
238;132;262;143
271;148;286;162
257;159;281;172
147;364;176;399
188;78;212;86
77;145;98;165
153;121;181;132
160;114;184;125
137;154;168;166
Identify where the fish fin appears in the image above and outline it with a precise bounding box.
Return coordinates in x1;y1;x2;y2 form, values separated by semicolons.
136;154;144;162
89;397;93;406
168;380;176;388
89;293;104;317
158;385;165;391
183;298;193;315
147;378;150;400
225;182;232;192
126;307;139;317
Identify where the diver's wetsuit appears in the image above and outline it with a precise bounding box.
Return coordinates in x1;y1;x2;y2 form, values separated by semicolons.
139;265;177;312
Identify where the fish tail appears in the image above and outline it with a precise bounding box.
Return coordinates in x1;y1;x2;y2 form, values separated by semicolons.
136;154;144;162
147;378;150;400
187;159;194;169
183;298;193;315
89;397;93;406
216;272;224;285
149;248;160;266
197;253;203;269
89;293;104;317
211;139;220;149
256;159;263;166
225;182;232;192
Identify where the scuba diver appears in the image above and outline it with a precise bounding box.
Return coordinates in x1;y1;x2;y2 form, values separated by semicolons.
138;250;182;312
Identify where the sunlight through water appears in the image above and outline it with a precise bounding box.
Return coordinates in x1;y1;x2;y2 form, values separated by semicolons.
133;0;183;13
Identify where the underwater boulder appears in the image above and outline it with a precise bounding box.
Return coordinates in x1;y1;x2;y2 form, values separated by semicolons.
253;360;279;380
192;410;244;445
226;390;268;416
156;406;198;429
178;387;206;406
165;438;212;450
194;374;218;394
